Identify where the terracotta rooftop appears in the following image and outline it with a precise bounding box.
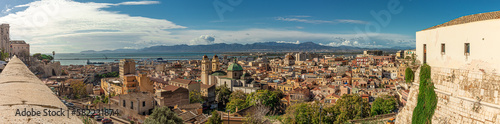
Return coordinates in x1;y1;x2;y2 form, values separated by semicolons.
149;77;168;84
171;78;197;85
200;84;215;89
423;10;500;31
163;85;181;91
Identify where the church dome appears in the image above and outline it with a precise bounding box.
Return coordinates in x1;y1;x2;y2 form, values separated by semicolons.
285;54;295;59
227;62;243;71
211;71;227;76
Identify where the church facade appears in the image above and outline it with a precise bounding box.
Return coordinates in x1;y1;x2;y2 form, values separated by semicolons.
200;55;260;93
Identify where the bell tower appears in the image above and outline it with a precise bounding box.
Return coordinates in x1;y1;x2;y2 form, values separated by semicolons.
212;54;219;72
201;55;212;85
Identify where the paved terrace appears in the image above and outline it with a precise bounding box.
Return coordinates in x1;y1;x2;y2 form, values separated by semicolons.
0;56;82;123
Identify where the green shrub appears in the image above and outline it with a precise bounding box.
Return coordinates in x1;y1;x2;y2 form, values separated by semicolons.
405;67;414;83
412;64;437;124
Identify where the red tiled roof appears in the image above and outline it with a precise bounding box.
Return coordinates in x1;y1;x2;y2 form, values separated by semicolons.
163;85;180;91
424;11;500;31
150;77;168;84
171;79;197;85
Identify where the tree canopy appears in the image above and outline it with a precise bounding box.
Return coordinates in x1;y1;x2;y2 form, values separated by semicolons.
69;80;87;99
96;72;119;78
244;105;270;124
246;90;284;115
0;51;8;61
189;90;204;103
370;95;397;116
215;84;232;106
40;54;54;60
226;90;248;112
206;111;223;124
323;94;370;124
282;102;325;124
144;106;183;124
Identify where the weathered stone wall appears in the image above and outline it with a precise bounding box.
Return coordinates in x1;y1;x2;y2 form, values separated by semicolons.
29;60;62;78
0;56;81;123
395;67;421;123
396;67;500;124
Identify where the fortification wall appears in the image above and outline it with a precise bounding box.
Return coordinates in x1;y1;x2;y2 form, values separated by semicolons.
396;67;500;124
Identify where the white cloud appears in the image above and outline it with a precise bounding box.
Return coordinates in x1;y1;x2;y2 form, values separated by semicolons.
0;0;184;53
189;35;215;45
276;40;300;44
0;0;414;53
289;15;311;18
115;1;160;6
174;29;414;48
276;16;368;24
2;5;12;14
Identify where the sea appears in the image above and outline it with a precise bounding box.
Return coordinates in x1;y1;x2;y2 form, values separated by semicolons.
54;52;357;66
54;52;217;65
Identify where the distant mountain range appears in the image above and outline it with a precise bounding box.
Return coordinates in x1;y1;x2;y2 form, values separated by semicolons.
80;42;415;53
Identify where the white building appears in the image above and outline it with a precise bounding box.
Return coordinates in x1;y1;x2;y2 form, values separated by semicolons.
416;11;500;74
403;10;500;124
403;50;415;59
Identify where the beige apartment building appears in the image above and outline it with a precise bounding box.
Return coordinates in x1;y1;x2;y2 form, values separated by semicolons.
10;40;29;63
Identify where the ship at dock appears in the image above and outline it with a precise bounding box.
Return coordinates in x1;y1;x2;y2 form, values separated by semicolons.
87;59;105;65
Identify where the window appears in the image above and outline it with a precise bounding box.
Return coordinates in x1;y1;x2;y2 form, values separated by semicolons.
464;43;470;55
441;43;445;54
143;101;146;107
131;101;134;109
123;100;126;107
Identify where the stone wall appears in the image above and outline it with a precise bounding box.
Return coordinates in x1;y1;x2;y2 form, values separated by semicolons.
29;60;62;78
396;67;500;124
0;56;81;123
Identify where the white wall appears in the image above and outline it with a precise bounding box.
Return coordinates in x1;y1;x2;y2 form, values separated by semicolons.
416;19;500;74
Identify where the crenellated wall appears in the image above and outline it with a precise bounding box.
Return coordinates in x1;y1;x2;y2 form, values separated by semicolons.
396;67;500;124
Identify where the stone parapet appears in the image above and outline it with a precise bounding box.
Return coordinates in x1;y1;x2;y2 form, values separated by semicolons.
0;56;82;123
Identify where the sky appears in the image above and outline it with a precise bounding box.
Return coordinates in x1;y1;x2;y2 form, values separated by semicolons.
0;0;499;53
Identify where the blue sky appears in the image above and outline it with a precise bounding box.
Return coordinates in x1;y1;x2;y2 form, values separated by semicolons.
0;0;498;53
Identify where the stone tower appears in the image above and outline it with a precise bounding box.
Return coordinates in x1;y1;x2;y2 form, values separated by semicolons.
0;24;10;55
201;55;212;85
212;54;219;72
119;59;136;79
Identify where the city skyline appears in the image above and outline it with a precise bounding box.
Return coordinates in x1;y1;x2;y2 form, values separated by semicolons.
0;0;499;53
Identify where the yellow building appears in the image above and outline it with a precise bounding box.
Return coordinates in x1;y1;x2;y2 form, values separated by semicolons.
101;59;154;95
278;83;294;93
